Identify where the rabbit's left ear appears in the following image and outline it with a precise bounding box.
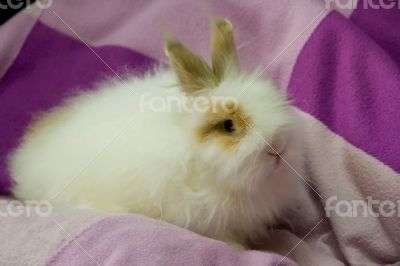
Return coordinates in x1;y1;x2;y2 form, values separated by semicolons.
165;35;217;94
211;17;240;83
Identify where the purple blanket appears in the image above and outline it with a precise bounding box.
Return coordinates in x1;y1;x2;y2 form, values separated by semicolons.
0;0;399;265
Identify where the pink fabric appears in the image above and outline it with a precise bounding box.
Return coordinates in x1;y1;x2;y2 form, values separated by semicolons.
37;0;334;91
0;197;110;266
269;110;400;265
2;1;399;265
47;215;296;266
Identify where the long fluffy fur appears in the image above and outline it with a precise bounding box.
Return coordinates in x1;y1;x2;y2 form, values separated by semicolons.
10;18;303;247
9;68;303;246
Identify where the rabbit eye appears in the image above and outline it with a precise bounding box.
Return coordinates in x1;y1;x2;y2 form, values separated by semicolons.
223;119;235;133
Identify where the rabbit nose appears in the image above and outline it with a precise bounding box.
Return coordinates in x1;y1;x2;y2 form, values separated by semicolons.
265;133;287;156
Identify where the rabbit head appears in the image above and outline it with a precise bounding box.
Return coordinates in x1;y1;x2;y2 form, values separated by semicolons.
164;17;303;198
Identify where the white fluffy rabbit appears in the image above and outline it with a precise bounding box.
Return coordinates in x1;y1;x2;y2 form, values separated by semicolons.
9;18;303;248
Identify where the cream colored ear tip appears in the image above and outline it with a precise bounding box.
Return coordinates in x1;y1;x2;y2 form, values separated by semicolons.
213;18;233;32
164;38;184;55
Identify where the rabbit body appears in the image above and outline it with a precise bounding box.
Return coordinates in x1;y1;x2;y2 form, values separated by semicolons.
9;18;303;246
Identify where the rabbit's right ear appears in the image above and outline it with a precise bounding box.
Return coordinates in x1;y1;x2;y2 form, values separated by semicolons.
211;17;240;83
165;35;217;94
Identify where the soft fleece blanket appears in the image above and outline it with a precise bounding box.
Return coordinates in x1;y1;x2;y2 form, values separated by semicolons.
1;0;399;265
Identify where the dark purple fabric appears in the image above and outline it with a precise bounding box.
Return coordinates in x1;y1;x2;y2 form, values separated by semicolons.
351;0;400;66
288;11;400;173
0;21;156;193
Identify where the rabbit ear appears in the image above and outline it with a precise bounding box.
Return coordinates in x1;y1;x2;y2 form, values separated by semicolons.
211;17;240;83
165;34;217;94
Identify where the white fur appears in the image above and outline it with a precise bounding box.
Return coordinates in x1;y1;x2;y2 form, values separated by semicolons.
9;68;303;246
